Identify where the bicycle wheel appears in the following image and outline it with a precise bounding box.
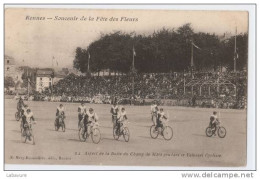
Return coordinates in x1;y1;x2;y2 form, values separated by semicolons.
123;127;130;142
113;126;120;140
91;128;101;144
20;122;24;133
28;130;35;145
112;116;117;127
162;126;173;140
218;127;226;138
32;135;35;145
15;112;19;121
62;122;66;132
21;129;26;142
54;121;58;131
78;127;86;142
150;125;159;139
24;128;30;143
206;127;213;137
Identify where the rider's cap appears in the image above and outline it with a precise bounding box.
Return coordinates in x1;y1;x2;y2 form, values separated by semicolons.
81;102;84;105
213;111;217;114
89;108;94;111
60;104;63;106
160;108;163;111
27;109;31;112
121;107;125;110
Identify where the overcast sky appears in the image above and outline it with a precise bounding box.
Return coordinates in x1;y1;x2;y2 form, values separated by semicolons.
5;9;248;68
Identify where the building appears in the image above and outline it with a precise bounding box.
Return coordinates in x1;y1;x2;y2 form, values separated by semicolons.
4;55;23;83
36;69;54;93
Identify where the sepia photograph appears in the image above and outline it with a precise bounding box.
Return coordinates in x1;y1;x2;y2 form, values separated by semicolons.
3;6;253;169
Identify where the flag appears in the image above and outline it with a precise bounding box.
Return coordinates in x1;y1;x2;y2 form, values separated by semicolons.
192;42;201;50
133;46;136;56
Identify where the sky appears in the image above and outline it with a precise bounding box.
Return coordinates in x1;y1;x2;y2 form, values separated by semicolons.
5;8;248;68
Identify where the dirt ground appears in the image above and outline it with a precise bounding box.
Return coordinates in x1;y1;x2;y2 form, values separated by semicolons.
4;98;247;168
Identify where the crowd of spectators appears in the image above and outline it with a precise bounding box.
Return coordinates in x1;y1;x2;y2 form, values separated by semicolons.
25;71;247;109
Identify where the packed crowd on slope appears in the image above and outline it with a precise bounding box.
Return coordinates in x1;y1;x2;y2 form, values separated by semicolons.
30;71;247;109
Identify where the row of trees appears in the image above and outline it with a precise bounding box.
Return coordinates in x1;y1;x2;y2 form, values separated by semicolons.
73;24;248;74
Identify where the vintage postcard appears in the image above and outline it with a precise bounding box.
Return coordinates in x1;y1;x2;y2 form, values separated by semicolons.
4;7;250;169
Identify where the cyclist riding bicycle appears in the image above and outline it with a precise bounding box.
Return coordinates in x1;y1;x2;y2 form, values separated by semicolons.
151;101;159;124
22;109;36;141
110;102;119;124
17;97;25;118
155;108;168;130
84;108;99;134
78;102;86;126
56;104;65;123
116;107;128;134
209;111;218;135
21;104;29;116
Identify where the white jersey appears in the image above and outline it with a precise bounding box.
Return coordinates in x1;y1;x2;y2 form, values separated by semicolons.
151;104;158;113
78;105;86;115
24;111;34;123
57;106;65;115
210;114;218;123
88;112;99;122
117;111;127;122
158;111;167;121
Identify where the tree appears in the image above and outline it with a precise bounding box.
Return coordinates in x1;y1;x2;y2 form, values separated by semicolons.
73;24;248;74
4;76;15;89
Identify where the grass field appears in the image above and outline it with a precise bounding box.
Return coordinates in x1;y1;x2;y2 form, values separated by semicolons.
4;98;247;167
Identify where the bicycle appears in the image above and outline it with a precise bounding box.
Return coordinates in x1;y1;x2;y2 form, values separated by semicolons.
206;120;226;138
21;122;35;145
113;121;130;142
54;115;66;132
112;115;117;128
15;110;23;121
78;121;101;144
150;120;173;141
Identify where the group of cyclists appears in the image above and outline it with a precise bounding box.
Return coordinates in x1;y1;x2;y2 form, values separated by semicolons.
16;96;221;143
16;97;36;141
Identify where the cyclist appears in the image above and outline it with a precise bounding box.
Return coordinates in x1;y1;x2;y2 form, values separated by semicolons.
155;108;168;130
116;107;128;134
110;101;119;126
56;104;65;124
151;101;158;125
17;97;25;118
210;111;218;135
78;103;86;128
22;108;36;141
84;108;99;134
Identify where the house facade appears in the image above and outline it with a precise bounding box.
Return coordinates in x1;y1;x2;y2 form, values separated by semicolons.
36;69;54;93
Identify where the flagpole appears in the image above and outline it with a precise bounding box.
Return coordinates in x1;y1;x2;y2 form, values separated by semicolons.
191;41;194;78
132;46;136;97
88;56;90;71
87;51;90;72
27;68;29;97
234;27;237;72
